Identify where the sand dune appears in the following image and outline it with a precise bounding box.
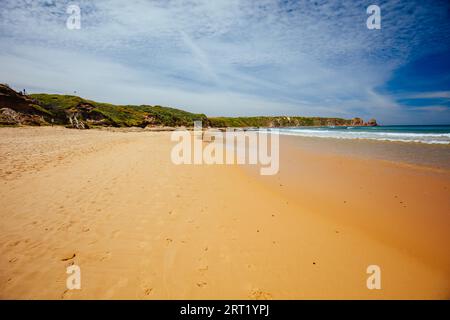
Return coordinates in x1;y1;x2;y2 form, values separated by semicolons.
0;127;448;299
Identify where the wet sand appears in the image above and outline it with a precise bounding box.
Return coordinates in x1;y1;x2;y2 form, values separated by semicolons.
0;127;449;299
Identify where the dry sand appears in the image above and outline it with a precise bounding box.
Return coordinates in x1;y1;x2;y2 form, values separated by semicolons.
0;126;449;299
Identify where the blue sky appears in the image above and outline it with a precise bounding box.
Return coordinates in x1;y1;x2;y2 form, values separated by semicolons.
0;0;449;124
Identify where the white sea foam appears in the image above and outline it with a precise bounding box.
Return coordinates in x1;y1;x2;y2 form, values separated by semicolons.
273;128;450;144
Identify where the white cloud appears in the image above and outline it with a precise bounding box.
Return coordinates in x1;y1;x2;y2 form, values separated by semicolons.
410;105;449;112
406;91;450;99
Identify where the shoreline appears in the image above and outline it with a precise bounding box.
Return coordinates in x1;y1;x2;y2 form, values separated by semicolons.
278;135;450;171
0;127;449;299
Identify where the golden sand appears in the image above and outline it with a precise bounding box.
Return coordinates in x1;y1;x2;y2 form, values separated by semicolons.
0;127;448;299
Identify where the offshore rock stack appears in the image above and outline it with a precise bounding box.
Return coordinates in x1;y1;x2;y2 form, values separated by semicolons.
351;117;378;126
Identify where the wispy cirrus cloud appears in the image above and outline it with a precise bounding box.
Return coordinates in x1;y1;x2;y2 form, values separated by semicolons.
410;105;449;111
406;91;450;99
0;0;449;124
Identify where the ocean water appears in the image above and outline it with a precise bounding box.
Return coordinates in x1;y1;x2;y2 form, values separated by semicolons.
276;125;450;145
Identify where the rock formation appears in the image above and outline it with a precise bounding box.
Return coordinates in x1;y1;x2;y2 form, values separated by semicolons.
351;117;364;126
0;84;49;125
0;107;47;126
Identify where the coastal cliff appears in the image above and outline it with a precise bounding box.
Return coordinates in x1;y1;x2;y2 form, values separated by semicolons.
209;116;377;127
0;84;377;128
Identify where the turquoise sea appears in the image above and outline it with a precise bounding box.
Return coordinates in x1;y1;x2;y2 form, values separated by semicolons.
276;125;450;144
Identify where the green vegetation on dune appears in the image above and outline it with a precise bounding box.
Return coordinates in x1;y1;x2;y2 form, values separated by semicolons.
208;116;352;127
30;94;208;127
30;104;53;116
138;105;209;127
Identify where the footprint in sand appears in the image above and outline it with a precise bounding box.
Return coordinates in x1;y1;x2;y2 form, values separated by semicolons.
8;240;21;247
61;253;76;261
57;222;75;232
61;289;69;299
140;280;154;297
143;287;153;296
250;289;273;300
99;251;111;261
198;265;209;275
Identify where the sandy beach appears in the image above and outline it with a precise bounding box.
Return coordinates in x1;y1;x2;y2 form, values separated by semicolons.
0;126;449;299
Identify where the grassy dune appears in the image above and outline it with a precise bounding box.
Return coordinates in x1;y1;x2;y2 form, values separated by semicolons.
30;94;209;127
